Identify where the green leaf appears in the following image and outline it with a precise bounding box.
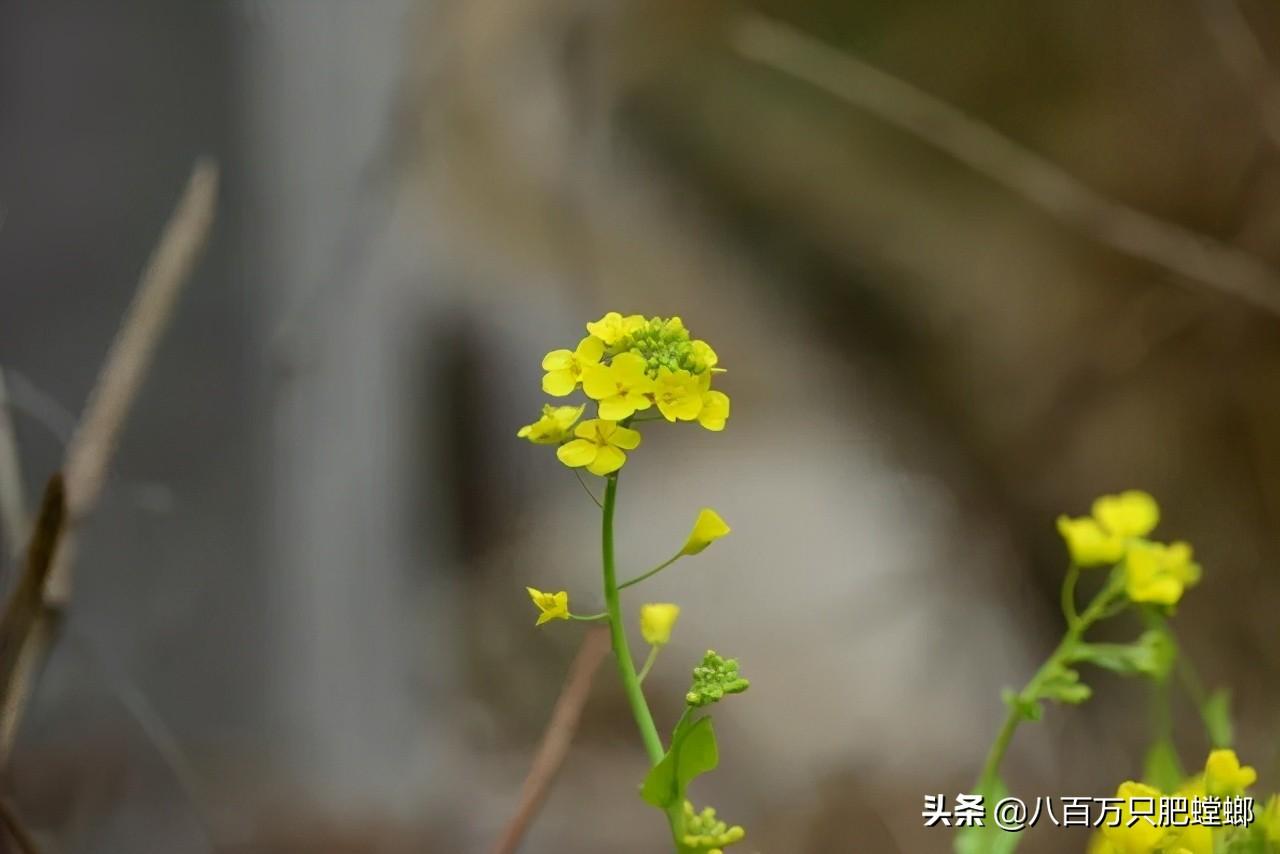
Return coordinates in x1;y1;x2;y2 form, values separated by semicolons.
953;776;1021;854
1202;688;1234;749
1037;665;1092;705
1142;739;1184;793
640;716;719;808
1069;630;1174;680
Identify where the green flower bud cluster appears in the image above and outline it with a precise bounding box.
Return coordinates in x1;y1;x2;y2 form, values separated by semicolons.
685;650;749;708
680;801;746;852
619;316;712;378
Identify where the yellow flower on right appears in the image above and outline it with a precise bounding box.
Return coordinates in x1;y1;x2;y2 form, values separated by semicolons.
681;509;731;556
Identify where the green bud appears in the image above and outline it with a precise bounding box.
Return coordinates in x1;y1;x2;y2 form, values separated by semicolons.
686;650;750;708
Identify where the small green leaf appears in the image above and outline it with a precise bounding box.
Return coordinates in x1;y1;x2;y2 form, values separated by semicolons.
1069;630;1174;680
1142;739;1184;792
640;716;719;808
953;776;1021;854
1202;688;1234;749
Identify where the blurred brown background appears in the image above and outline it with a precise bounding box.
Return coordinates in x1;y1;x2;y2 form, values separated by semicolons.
1;1;1278;852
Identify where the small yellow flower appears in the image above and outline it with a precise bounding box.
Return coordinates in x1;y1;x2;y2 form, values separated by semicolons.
541;336;605;396
695;373;730;431
585;311;645;346
556;419;642;476
1056;515;1125;567
1125;540;1201;605
526;587;570;626
690;339;719;372
1100;781;1166;854
681;508;731;556
583;352;656;420
1092;490;1160;539
640;603;680;646
517;403;585;445
1203;749;1256;796
653;367;703;422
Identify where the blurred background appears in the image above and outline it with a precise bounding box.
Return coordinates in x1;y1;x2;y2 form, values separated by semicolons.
2;1;1279;851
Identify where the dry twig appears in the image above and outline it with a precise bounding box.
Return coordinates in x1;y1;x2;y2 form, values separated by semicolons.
731;13;1280;319
491;626;611;854
1198;0;1280;154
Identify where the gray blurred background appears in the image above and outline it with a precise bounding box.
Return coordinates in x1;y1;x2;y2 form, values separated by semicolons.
1;1;1279;851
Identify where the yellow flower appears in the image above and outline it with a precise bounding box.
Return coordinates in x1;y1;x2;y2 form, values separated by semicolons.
583;352;656;420
696;373;730;431
517;403;585;444
640;603;680;646
1092;491;1160;539
585;311;645;346
1203;749;1256;797
1165;778;1212;854
691;339;719;372
1125;540;1201;605
541;336;605;396
681;508;731;555
1057;515;1125;567
653;367;703;422
556;419;642;476
1100;781;1166;854
526;587;570;626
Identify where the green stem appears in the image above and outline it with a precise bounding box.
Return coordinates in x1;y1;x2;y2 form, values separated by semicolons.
977;571;1125;789
637;646;661;683
569;611;609;622
602;474;685;851
601;474;664;765
618;553;682;590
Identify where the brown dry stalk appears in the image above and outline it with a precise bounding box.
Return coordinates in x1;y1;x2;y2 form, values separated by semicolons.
731;13;1280;319
0;158;219;769
491;626;611;854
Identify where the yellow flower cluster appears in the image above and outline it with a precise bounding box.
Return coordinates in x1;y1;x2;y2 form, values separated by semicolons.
1089;751;1266;854
519;312;730;476
1057;491;1201;606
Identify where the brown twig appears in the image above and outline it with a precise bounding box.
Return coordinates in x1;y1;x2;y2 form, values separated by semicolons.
1198;0;1280;154
491;626;611;854
0;158;219;765
0;370;27;561
730;13;1280;319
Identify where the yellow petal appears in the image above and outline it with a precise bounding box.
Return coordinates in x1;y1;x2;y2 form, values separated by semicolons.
681;508;731;556
541;349;574;371
640;603;681;646
557;439;597;468
597;395;635;421
610;425;642;450
1205;749;1256;796
1092;490;1160;538
581;364;616;400
1056;515;1124;567
587;444;626;476
697;390;730;431
542;369;577;397
575;336;605;363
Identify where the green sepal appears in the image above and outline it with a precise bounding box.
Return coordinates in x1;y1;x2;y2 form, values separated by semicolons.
953;776;1021;854
640;716;719;809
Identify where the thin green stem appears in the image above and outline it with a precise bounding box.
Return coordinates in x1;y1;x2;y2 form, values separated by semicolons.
601;474;664;765
569;612;609;622
1061;563;1080;628
637;646;660;683
977;571;1126;790
618;553;682;590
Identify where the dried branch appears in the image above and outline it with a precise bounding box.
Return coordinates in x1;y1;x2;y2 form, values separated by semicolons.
1198;0;1280;154
0;370;27;561
0;477;65;709
731;13;1280;319
0;795;46;854
0;158;219;766
491;626;611;854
